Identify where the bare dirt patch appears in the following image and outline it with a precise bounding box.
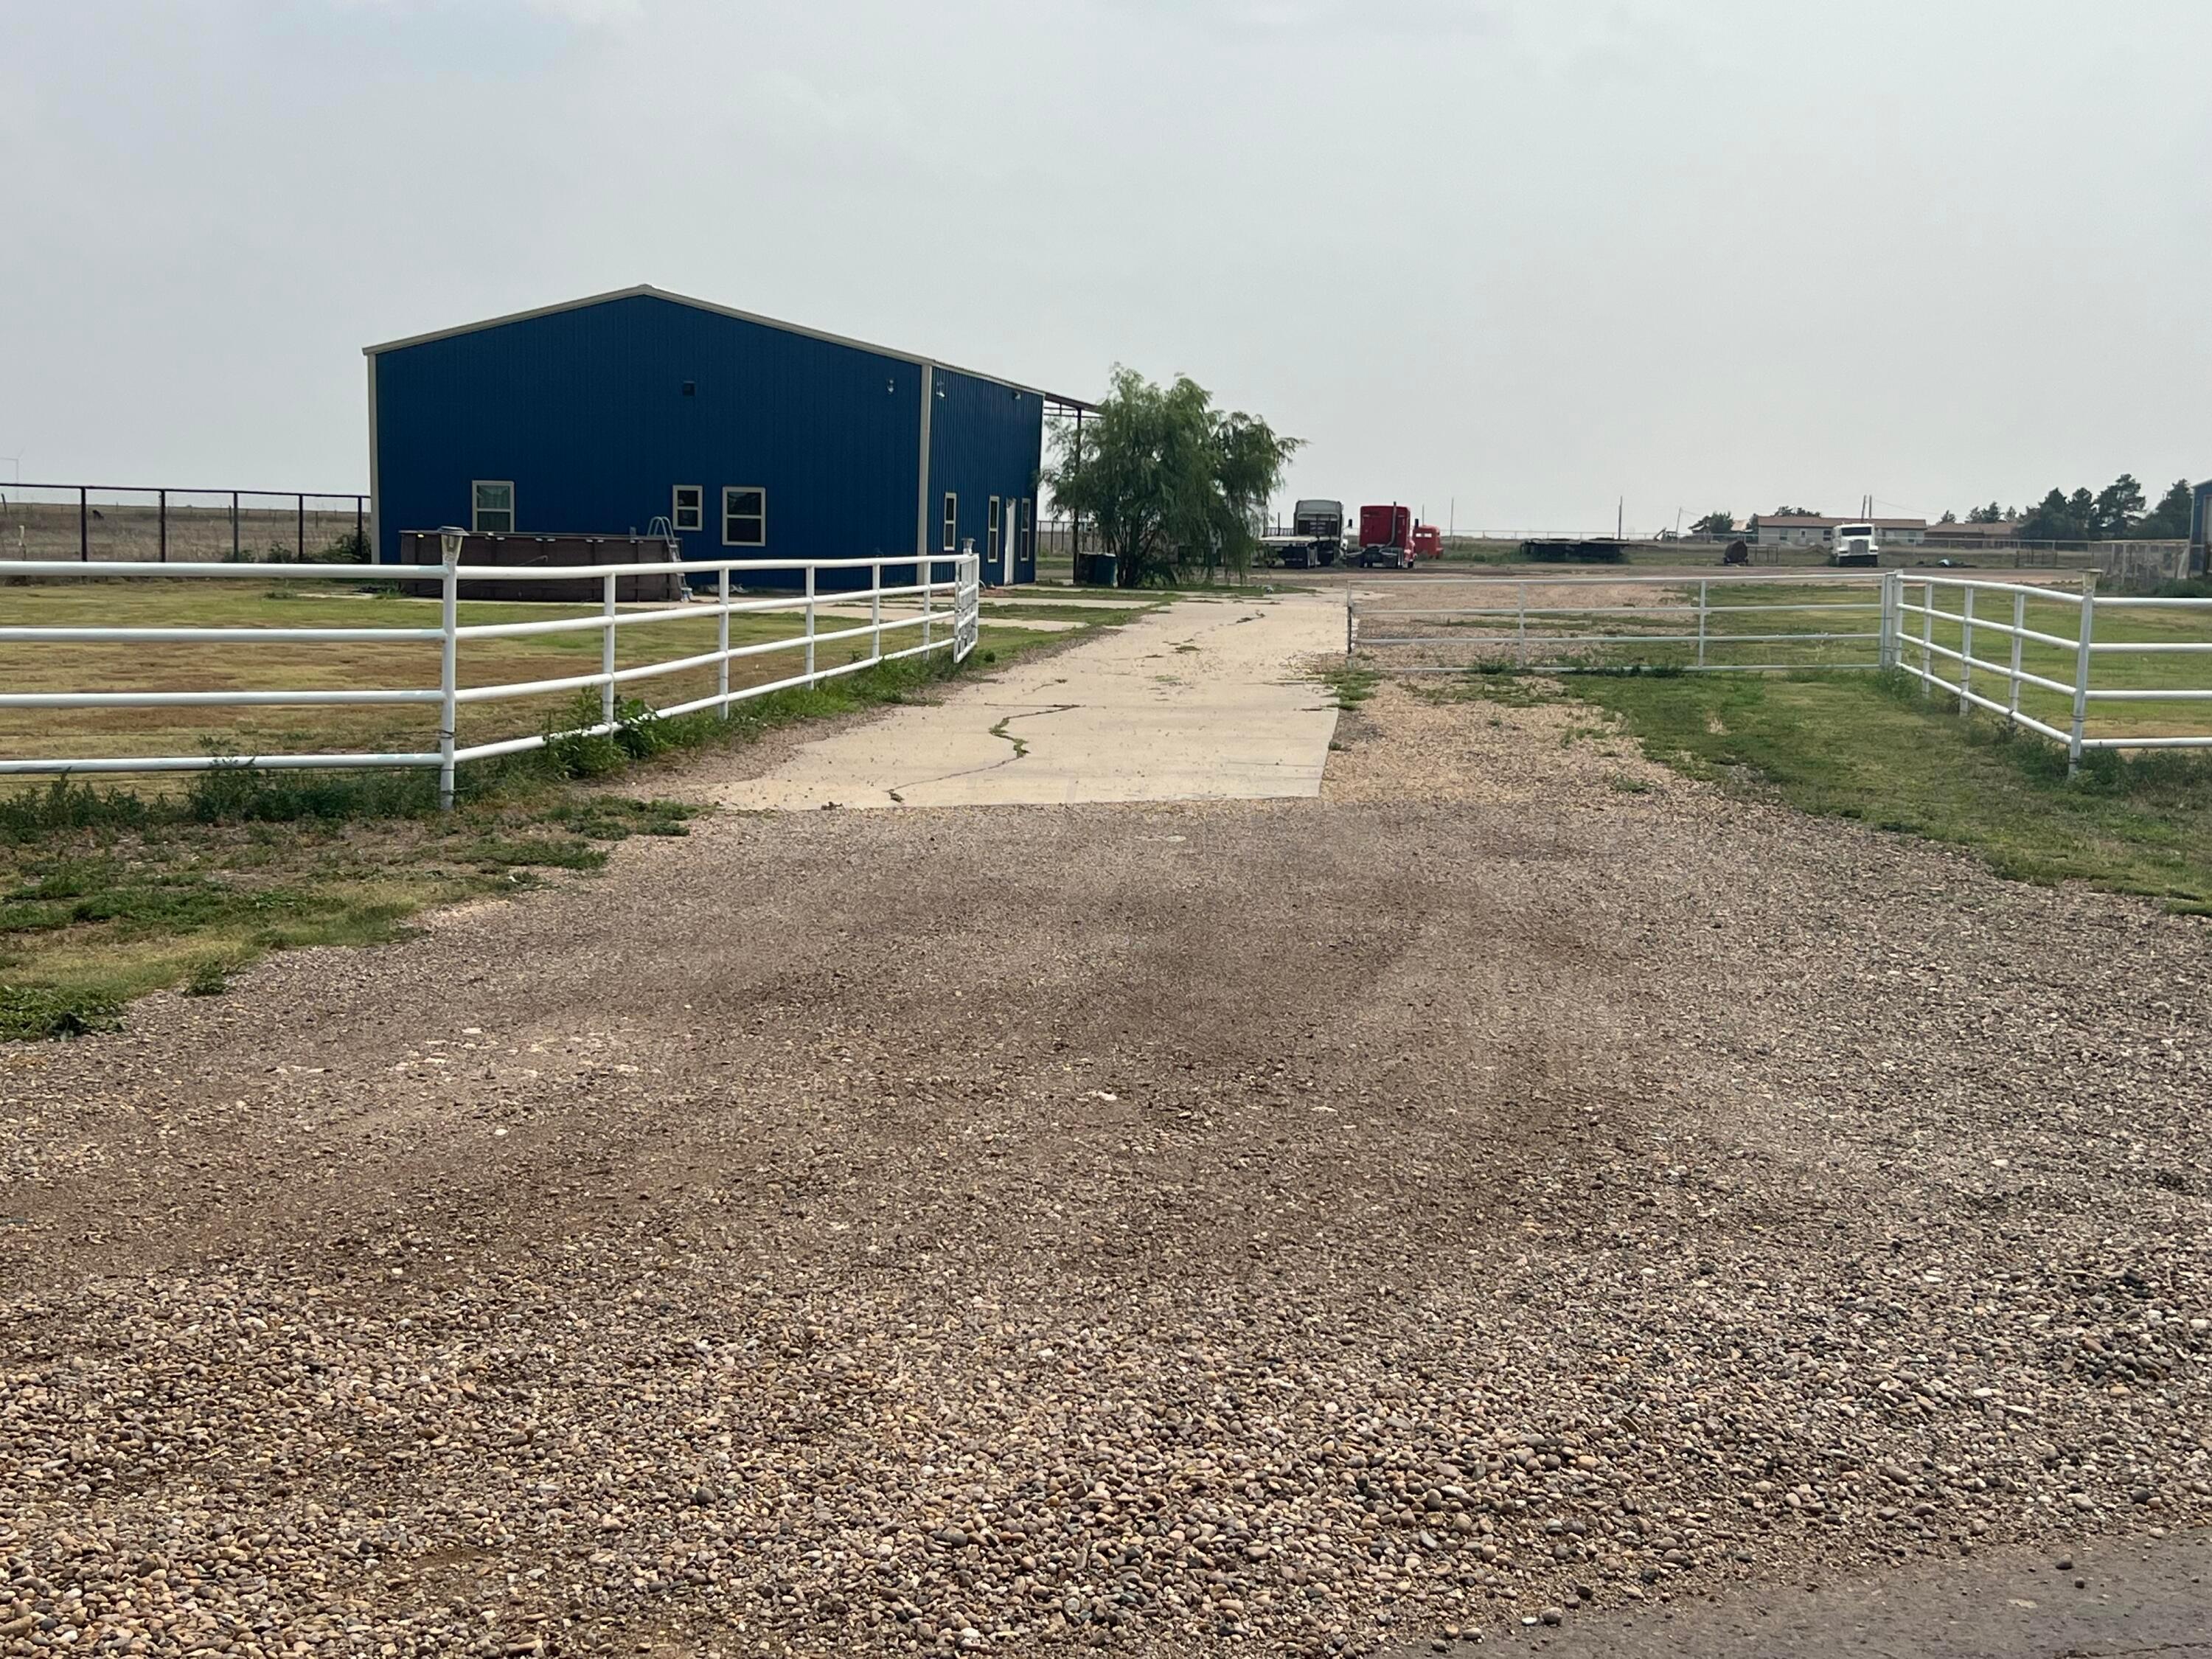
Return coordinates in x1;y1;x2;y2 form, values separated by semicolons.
2;675;2208;1658
1324;676;1677;808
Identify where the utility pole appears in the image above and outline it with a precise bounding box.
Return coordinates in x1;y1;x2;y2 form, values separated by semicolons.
1617;496;1624;542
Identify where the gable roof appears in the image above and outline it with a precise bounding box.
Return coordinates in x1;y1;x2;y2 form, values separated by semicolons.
1758;513;1927;529
363;283;1095;409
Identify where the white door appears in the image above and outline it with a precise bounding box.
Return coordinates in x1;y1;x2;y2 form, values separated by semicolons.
987;498;1002;583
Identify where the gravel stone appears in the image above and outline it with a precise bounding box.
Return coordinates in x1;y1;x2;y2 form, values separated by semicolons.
0;675;2205;1657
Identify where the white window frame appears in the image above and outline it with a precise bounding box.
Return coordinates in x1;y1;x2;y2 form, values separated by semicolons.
987;496;1001;566
942;493;958;554
721;485;767;548
672;484;703;533
471;480;514;535
1019;498;1033;566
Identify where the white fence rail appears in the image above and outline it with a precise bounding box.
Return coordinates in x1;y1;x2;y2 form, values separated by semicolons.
1891;572;2212;771
1350;569;2211;774
1348;572;1891;672
0;552;981;807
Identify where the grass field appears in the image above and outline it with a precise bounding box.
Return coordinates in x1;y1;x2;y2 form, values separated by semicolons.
1538;669;2212;912
1360;577;2212;742
1357;577;1888;677
0;577;1063;772
1902;580;2212;740
0;583;1133;1038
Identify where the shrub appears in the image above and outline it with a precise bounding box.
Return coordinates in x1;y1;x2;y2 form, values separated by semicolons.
0;984;123;1040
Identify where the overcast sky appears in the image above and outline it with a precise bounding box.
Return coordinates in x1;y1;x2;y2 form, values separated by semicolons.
3;0;2206;532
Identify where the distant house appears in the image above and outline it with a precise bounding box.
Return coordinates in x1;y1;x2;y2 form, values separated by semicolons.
1925;519;2020;547
1753;514;1929;549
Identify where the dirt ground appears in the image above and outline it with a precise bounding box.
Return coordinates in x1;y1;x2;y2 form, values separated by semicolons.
2;677;2208;1658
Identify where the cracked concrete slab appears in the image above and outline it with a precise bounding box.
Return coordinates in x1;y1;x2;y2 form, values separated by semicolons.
710;591;1344;810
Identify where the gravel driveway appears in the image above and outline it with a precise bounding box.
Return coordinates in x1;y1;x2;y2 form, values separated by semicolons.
2;674;2208;1658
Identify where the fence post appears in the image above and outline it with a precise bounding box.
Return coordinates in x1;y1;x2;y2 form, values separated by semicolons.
1696;580;1708;669
1344;591;1354;658
872;560;883;664
804;563;817;681
355;496;364;558
1919;579;1934;696
716;565;731;717
1958;587;1975;714
1878;572;1896;668
79;486;88;562
230;491;239;560
296;494;305;562
159;489;167;563
1516;581;1528;668
601;569;618;728
438;547;459;812
2008;588;2025;719
2067;571;2097;778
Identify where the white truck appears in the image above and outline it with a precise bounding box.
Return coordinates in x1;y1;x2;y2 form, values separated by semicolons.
1830;523;1880;567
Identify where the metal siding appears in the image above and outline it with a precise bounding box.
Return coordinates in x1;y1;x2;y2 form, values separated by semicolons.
926;368;1046;584
372;293;924;591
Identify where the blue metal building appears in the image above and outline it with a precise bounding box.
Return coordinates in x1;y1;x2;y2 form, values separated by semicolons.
365;285;1085;586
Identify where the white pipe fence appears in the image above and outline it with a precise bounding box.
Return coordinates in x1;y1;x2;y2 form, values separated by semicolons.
1349;572;1889;673
1889;571;2212;772
0;552;981;807
1349;569;2212;775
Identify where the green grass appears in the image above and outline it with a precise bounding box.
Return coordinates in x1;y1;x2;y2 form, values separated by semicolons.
1901;584;2212;740
1367;577;2211;741
1318;663;1381;709
0;614;1089;1040
1571;669;2212;912
0;577;1061;771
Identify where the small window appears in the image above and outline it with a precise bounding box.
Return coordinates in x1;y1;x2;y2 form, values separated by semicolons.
471;480;514;534
1019;498;1033;563
942;493;958;554
672;485;703;533
722;486;766;547
987;496;1001;563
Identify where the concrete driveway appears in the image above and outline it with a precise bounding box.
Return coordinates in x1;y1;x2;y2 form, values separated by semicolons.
713;591;1344;809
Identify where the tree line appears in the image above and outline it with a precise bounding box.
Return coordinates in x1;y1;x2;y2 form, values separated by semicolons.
1686;477;2196;545
1961;476;2197;544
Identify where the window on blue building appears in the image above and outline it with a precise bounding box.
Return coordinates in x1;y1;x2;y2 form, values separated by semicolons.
672;485;703;533
471;481;513;534
942;493;958;553
723;487;766;547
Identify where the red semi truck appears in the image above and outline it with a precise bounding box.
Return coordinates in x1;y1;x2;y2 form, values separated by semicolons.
1357;504;1414;569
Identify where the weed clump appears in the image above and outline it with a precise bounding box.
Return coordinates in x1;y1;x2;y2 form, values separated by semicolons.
0;984;123;1040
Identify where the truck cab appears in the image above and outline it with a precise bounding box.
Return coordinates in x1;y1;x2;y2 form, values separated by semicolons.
1357;504;1414;569
1292;499;1344;566
1831;524;1880;567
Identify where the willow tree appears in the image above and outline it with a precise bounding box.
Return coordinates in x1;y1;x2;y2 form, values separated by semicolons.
1048;368;1300;587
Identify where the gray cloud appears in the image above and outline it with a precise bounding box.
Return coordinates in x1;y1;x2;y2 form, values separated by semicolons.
1;0;2206;529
